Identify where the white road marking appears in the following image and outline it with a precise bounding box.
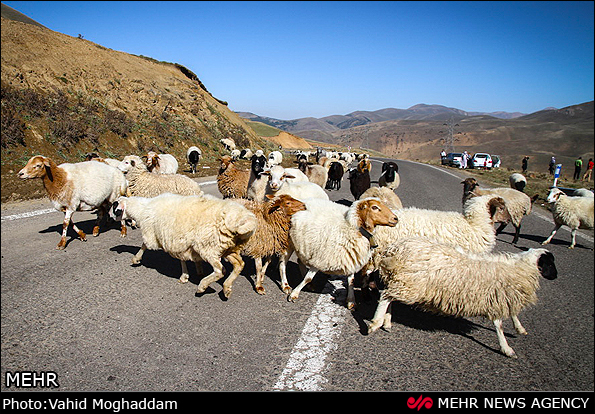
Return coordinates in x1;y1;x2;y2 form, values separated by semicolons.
273;279;348;391
1;208;57;222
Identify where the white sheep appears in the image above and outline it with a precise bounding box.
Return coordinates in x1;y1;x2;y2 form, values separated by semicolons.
369;237;557;358
367;194;510;275
230;149;241;160
252;165;327;202
145;151;178;174
18;155;128;249
117;156;204;198
110;193;257;298
187;146;202;174
509;172;527;192
240;148;254;159
295;159;328;188
462;177;535;244
273;196;398;309
267;150;283;167
220;138;236;151
573;188;594;198
84;152;122;168
541;187;594;249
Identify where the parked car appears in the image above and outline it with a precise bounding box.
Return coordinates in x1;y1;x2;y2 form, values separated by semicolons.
491;155;501;168
443;152;463;167
471;153;493;169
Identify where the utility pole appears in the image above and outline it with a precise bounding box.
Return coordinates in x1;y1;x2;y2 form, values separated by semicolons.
442;117;459;153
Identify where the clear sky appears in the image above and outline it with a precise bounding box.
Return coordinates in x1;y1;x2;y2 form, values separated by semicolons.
4;1;594;120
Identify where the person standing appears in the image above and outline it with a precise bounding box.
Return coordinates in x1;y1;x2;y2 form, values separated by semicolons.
521;156;529;174
573;157;582;180
548;156;556;175
582;158;593;181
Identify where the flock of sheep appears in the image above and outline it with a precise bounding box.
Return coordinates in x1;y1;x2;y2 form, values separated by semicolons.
17;139;594;358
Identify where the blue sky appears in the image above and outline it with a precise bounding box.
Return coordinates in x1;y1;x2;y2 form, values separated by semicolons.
4;1;594;119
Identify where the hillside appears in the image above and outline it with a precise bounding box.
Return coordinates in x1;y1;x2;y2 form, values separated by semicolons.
0;12;286;202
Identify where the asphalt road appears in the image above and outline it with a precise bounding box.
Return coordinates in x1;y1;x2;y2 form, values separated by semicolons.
1;158;593;392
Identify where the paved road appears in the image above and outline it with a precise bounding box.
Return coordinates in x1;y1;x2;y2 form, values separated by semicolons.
1;158;593;392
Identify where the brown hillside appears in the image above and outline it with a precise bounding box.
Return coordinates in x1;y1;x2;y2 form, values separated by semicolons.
1;16;286;202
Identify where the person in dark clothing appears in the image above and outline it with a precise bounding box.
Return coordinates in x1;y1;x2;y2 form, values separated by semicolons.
521;156;529;174
548;157;556;175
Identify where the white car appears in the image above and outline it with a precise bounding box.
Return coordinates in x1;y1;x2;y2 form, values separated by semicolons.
472;153;493;169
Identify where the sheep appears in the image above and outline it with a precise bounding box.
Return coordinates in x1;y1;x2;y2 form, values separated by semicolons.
360;186;403;210
541;187;594;249
230;149;241;160
84;152;122;168
268;150;283;167
509;173;527;192
295;159;328;188
462;177;535;244
217;153;267;199
271;196;398;309
233;195;307;295
369;237;557;358
187;146;202;174
110;193;257;298
145;151;178;174
378;161;400;190
18;155;128;249
240;148;254;160
117;156;204;198
348;158;372;200
258;165;328;202
368;194;511;275
220;138;236;151
325;161;344;190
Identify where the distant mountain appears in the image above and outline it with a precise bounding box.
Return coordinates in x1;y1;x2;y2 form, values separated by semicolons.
237;104;527;137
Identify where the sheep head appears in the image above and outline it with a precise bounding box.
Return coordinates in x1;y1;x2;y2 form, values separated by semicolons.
356;198;398;232
487;196;511;224
267;194;306;217
546;188;565;203
18;155;52;180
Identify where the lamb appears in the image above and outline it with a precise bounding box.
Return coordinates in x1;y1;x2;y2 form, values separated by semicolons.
369;237;557;358
217;153;267;199
145;151;178;174
378;161;400;190
187;146;202;174
509;173;527;192
325;161;344;190
110;193;257;298
268;150;283;167
541;187;594;249
18;155;128;249
271;196;398;309
230;149;241;160
573;188;594;198
360;186;403;210
233;195;306;295
117;156;204;198
462;177;535;244
295;159;328;188
348;158;372;200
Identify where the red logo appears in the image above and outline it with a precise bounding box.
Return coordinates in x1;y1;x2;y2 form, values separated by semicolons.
407;395;433;410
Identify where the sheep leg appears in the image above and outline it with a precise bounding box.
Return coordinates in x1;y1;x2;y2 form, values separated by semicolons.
511;224;521;244
493;319;517;358
57;210;84;249
368;297;392;334
346;274;356;310
541;224;562;246
196;260;225;294
92;206;105;237
179;260;190;284
569;228;577;249
495;222;508;235
119;220;127;238
255;257;271;295
288;268;317;302
511;315;527;335
131;243;147;265
278;249;292;295
383;301;392;330
222;253;245;298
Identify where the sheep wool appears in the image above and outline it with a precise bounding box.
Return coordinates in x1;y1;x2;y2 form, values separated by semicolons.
372;237;557;358
542;187;594;248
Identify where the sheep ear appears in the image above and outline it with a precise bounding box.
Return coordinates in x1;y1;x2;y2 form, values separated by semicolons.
284;173;296;180
265;194;275;200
